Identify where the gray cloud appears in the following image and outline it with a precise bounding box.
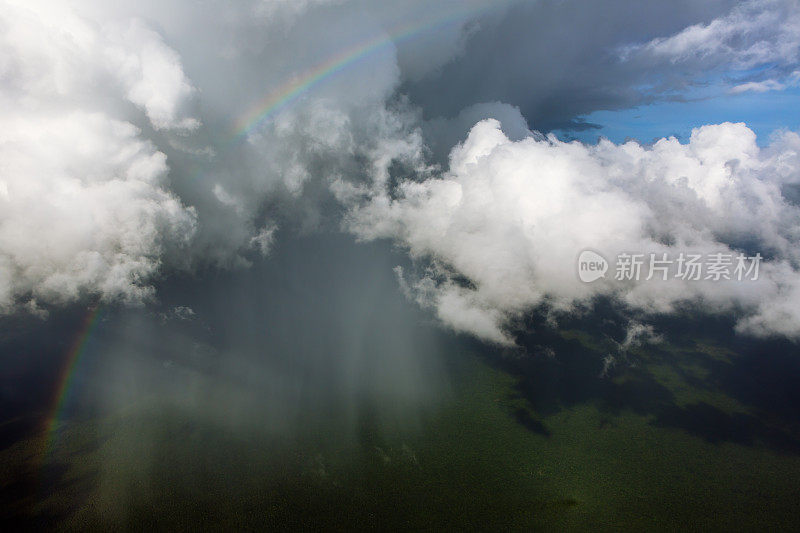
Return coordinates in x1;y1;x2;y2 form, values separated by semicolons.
0;0;496;311
402;0;800;131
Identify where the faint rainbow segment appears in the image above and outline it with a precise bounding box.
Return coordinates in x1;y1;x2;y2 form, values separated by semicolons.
40;304;103;464
231;3;501;140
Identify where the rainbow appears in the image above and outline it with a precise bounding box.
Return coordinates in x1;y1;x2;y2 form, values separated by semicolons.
232;3;500;140
40;304;103;461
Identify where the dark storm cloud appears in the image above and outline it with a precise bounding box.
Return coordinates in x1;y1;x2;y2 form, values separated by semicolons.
402;0;738;131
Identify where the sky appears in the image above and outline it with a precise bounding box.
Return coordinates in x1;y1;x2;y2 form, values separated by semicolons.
1;0;800;424
561;85;800;145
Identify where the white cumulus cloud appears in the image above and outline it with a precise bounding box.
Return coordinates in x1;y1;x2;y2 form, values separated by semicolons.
0;0;198;313
346;117;800;344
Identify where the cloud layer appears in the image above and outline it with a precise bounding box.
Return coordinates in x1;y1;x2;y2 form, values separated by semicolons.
3;0;800;346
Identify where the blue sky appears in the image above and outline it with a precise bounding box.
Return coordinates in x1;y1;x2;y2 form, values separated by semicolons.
560;85;800;146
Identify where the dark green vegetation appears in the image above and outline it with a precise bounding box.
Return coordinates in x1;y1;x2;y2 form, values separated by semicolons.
3;321;800;531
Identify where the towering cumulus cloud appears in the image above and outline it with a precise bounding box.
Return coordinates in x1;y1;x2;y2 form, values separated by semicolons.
0;0;198;313
345;118;800;344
